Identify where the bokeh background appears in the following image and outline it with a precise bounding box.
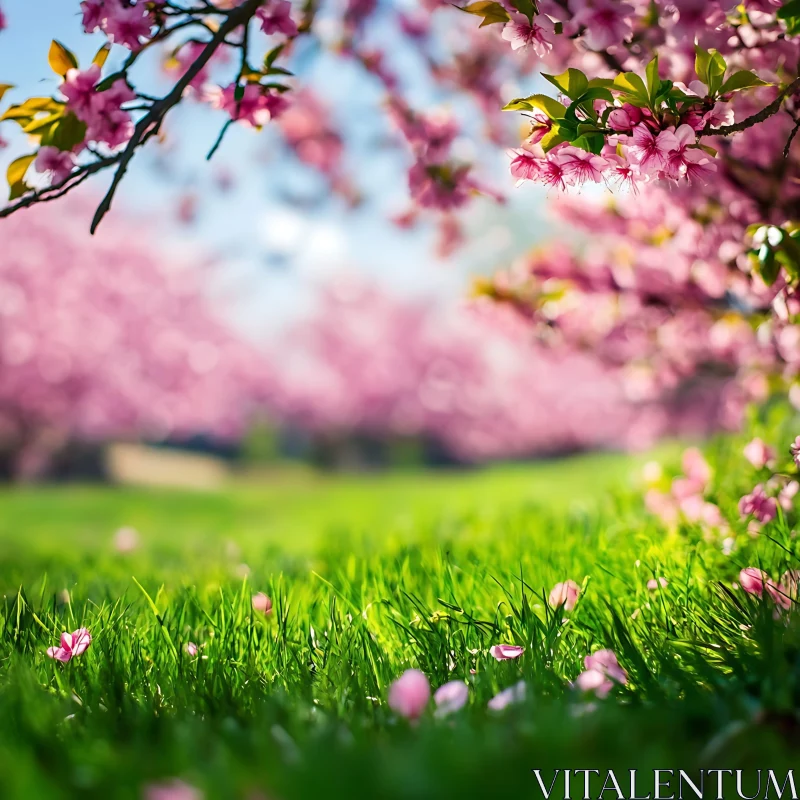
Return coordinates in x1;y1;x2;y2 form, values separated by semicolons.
0;1;724;485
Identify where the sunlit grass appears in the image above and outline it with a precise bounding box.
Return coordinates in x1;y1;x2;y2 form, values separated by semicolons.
0;441;798;798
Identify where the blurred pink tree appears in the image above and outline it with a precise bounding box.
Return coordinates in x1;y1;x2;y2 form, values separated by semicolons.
269;276;728;462
0;200;265;478
3;1;800;436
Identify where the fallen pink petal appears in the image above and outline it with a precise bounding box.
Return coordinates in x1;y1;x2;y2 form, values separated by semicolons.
388;669;431;720
489;644;524;661
46;628;91;662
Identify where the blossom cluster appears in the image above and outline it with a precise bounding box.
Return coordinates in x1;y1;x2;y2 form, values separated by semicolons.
505;50;765;193
81;0;158;50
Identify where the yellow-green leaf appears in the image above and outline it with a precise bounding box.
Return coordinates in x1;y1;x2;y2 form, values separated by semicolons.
718;70;771;95
22;110;64;135
0;84;14;103
2;97;62;117
502;94;567;119
48;40;79;78
543;69;589;101
8;180;32;202
458;1;510;27
613;72;649;102
7;154;36;189
93;44;112;69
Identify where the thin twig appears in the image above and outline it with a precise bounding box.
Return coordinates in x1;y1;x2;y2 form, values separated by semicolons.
206;119;233;160
0;156;119;219
89;0;265;234
784;112;800;158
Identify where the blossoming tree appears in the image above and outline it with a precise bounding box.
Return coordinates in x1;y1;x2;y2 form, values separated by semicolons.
3;1;800;419
267;276;730;462
0;199;266;478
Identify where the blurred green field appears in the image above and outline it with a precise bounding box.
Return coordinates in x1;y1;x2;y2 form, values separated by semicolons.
0;440;798;799
0;448;673;577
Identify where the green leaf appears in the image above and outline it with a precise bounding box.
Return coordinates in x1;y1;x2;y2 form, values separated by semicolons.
48;40;79;78
718;70;771;95
93;44;111;69
21;110;63;135
571;133;604;154
457;1;510;26
502;93;567;118
694;44;712;86
756;244;780;286
264;43;286;69
645;55;660;102
708;50;727;95
540;124;567;152
588;78;616;90
508;0;535;20
575;87;614;105
612;72;649;104
1;97;62;122
42;112;87;151
8;180;31;202
542;69;589;101
7;154;35;190
778;0;800;36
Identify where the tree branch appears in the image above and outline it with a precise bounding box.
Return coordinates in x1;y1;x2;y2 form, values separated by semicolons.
0;156;120;219
89;0;264;234
702;77;800;138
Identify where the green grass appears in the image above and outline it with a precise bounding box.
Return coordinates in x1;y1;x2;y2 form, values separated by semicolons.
1;438;799;799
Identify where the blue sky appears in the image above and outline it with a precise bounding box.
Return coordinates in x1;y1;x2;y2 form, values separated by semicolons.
0;0;553;337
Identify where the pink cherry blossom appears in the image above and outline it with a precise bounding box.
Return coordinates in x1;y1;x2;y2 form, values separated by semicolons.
489;643;524;661
628;125;679;174
607;104;644;133
553;146;608;185
743;437;775;469
388;669;431;720
779;480;799;511
487;680;526;710
647;577;668;591
213;83;288;128
739;567;769;596
509;148;542;184
34;147;75;183
80;0;106;33
570;0;634;50
252;592;273;615
257;0;298;36
184;642;199;657
663;125;710;181
433;680;469;717
0;5;5;32
739;484;778;523
46;628;91;662
791;436;800;468
104;2;154;50
771;570;800;611
548;580;581;611
501;13;554;57
61;66;102;117
575;649;627;698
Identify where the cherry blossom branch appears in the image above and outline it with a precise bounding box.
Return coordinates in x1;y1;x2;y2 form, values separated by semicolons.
784;111;800;158
703;77;800;138
89;0;264;234
0;156;119;218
